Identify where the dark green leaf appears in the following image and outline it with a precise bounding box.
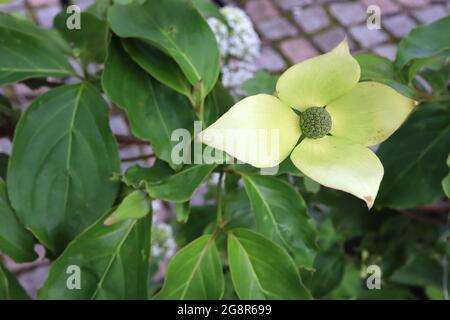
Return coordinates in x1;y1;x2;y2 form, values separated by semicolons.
305;244;345;298
191;0;227;23
377;104;450;209
396;16;450;77
122;39;192;97
227;228;312;299
8;84;121;253
242;174;317;268
0;14;74;85
108;0;220;97
54;12;109;64
0;264;30;300
0;178;36;262
39;212;152;300
153;234;224;300
102;39;196;168
124;161;215;202
204;82;234;127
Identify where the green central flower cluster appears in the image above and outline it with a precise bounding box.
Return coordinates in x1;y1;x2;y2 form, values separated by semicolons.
300;107;332;139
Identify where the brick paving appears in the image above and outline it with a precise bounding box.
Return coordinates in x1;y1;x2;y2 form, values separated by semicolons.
240;0;450;70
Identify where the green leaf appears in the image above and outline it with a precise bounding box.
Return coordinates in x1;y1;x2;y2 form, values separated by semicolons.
153;234;224;300
390;254;445;288
104;190;151;226
242;174;317;268
377;104;450;209
54;12;109;64
304;244;345;298
7;84;121;253
191;0;227;23
108;0;220;98
442;154;450;198
39;212;152;300
0;264;30;300
123;161;215;203
175;201;190;223
0;178;36;262
0;14;74;85
203;81;235;127
242;70;278;96
228;228;311;299
355;53;416;99
102;39;196;168
396;16;450;77
122;39;191;98
0;94;20;137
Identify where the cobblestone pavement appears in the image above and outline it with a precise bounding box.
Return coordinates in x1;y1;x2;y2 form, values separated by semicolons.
242;0;450;72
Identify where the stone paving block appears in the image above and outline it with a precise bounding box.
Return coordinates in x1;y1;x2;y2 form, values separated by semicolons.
255;16;298;40
361;0;400;15
329;2;367;26
412;5;449;24
312;27;356;52
245;0;279;22
383;14;417;38
349;24;389;48
396;0;430;8
293;6;330;33
373;43;397;61
279;37;319;63
274;0;312;11
255;46;286;72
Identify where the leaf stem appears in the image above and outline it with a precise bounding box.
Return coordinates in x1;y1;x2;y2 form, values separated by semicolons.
216;171;225;227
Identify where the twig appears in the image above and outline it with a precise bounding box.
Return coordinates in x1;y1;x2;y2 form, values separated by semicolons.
121;153;155;162
399;210;447;226
115;134;148;145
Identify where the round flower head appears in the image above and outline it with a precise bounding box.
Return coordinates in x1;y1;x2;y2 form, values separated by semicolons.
198;40;416;208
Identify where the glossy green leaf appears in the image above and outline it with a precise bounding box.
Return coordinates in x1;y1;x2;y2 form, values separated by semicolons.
39;213;152;300
396;16;450;77
228;228;312;300
390;255;445;288
0;264;29;300
108;0;220;97
124;161;215;203
191;0;227;23
305;244;345;298
242;174;317;268
355;53;415;99
443;154;450;198
122;39;191;97
203;81;235;127
104;190;151;226
0;178;36;262
54;12;109;64
377;104;450;209
175;201;190;223
153;234;224;300
7;84;121;253
102;39;196;168
0;14;74;85
242;70;278;96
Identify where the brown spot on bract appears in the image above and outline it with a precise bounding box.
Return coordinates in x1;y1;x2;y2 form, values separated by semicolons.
364;196;374;209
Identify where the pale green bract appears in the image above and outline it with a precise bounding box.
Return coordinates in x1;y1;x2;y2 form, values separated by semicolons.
199;40;416;208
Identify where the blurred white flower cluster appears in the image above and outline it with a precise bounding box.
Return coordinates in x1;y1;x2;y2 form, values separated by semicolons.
207;6;261;96
151;221;176;261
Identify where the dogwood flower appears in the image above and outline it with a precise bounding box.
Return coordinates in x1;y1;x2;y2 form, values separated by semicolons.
198;40;416;208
